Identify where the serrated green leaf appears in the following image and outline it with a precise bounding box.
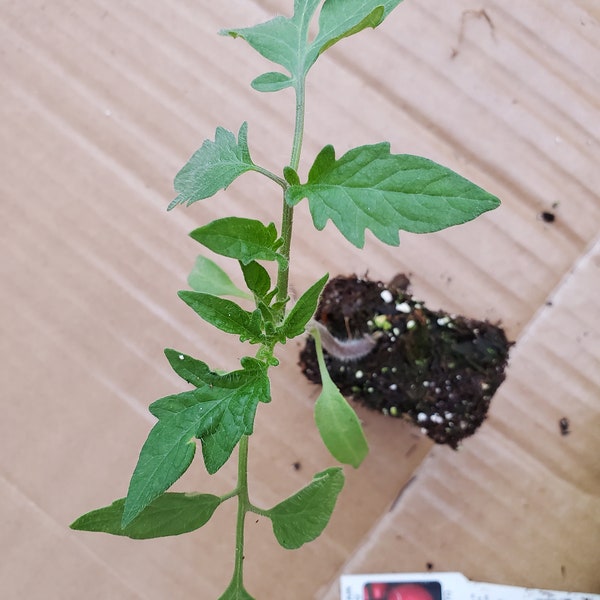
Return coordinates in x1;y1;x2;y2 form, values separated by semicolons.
178;291;264;343
150;356;270;474
221;0;321;85
123;354;269;524
190;217;285;266
280;273;328;339
308;0;404;66
286;143;501;248
123;358;270;526
251;71;293;92
169;123;255;210
188;256;251;300
223;1;403;90
71;493;221;539
240;261;272;299
267;467;344;549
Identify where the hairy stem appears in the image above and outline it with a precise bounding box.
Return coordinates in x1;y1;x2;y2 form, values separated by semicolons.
252;164;288;189
289;80;306;171
233;79;308;594
232;435;250;590
310;324;328;378
276;79;306;307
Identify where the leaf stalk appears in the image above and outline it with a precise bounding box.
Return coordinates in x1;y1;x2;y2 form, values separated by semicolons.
252;165;288;189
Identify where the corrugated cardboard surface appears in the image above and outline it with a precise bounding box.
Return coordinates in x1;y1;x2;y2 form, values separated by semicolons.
1;1;598;598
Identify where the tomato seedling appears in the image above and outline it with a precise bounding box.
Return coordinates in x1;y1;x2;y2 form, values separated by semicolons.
71;2;499;598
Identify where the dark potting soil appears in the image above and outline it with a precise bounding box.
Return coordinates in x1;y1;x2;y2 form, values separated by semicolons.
299;274;512;448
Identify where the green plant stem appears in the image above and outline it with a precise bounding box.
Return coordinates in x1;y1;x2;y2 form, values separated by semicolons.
310;325;328;380
252;165;288;190
289;80;306;171
230;79;308;592
276;202;294;308
232;435;250;590
275;79;306;307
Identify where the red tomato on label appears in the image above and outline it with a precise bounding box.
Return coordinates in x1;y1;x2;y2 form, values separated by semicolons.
386;584;434;600
364;582;389;600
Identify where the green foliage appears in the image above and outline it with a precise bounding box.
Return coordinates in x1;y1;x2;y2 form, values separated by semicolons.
190;217;286;266
222;0;404;91
168;123;255;210
121;357;269;528
267;468;344;549
280;274;329;339
314;378;370;467
311;0;403;58
74;2;501;598
283;166;300;186
240;261;271;299
312;326;369;467
188;256;251;299
178;291;265;343
286;144;501;247
150;356;271;474
71;493;221;539
164;349;216;387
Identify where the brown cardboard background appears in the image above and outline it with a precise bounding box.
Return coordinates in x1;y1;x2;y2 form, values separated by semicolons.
1;1;598;598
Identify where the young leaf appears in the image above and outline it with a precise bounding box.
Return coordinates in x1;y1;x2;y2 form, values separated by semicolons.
312;326;369;467
71;493;221;539
188;256;251;300
307;0;404;66
222;0;405;89
286;144;501;248
280;273;329;340
251;72;293;93
220;0;321;85
169;123;255;210
190;217;285;266
240;261;272;299
266;467;344;549
283;166;300;186
178;291;264;343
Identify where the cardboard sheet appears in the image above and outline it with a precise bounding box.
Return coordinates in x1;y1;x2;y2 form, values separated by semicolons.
1;1;598;598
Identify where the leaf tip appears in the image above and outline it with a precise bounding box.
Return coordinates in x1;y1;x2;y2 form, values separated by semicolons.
167;197;181;211
218;28;238;39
